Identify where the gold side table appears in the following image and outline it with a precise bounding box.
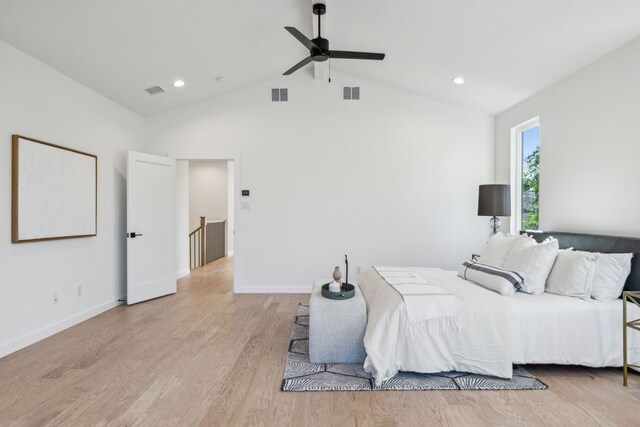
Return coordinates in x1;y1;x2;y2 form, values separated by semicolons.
623;291;640;386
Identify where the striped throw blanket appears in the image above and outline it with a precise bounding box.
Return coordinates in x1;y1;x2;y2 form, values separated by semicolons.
373;266;460;336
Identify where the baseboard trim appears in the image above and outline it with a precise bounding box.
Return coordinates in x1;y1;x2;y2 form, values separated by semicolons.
226;250;234;257
177;269;190;279
234;284;311;294
0;299;124;359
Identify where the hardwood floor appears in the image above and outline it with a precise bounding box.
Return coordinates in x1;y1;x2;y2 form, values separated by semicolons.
1;257;640;426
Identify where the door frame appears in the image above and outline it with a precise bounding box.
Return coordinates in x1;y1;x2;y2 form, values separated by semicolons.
174;153;241;292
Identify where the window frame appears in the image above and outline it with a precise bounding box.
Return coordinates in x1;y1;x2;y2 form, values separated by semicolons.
510;117;540;234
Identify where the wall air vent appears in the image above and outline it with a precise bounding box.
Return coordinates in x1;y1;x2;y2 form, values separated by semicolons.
271;88;288;102
343;86;360;100
145;86;165;95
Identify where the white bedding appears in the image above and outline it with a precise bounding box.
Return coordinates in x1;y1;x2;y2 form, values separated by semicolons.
509;290;640;366
358;267;640;385
359;267;512;385
373;266;460;336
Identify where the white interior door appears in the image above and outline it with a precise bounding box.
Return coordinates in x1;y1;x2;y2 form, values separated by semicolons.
127;151;176;305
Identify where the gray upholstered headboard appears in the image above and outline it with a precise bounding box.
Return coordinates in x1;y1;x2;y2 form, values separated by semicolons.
527;231;640;294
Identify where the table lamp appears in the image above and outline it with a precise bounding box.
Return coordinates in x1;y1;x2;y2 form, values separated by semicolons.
478;184;511;235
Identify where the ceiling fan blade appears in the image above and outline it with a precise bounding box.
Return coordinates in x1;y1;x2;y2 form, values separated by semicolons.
329;51;385;60
283;56;313;75
284;27;318;51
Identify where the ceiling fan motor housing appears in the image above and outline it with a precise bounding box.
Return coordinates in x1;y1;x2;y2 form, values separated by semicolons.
311;37;329;61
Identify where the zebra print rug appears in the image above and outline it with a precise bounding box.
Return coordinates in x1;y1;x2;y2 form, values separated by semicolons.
281;304;548;392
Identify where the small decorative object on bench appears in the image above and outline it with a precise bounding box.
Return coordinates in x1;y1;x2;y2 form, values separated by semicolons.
322;255;355;300
333;266;342;283
328;266;341;292
328;281;340;292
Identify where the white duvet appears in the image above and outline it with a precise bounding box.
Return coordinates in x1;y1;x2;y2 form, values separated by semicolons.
509;290;640;366
359;267;640;385
359;267;512;385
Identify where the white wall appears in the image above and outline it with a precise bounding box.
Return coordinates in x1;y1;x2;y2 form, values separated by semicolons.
145;72;495;292
188;161;228;231
176;160;190;277
227;160;235;255
495;37;640;236
0;40;144;357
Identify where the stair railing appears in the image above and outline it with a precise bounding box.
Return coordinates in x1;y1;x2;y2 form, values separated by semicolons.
189;216;206;269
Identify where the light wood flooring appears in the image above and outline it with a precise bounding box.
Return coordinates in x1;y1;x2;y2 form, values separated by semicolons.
1;257;640;426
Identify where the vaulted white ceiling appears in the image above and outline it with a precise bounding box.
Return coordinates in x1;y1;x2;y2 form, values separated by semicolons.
1;0;639;116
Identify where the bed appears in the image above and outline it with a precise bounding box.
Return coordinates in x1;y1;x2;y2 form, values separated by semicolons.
358;231;640;385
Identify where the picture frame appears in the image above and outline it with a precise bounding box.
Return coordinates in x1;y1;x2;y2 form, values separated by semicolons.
11;135;98;243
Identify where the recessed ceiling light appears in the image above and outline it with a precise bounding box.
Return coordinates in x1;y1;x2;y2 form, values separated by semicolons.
173;80;185;88
452;77;465;85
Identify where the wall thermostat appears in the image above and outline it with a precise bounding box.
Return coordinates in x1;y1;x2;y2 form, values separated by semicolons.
241;190;250;196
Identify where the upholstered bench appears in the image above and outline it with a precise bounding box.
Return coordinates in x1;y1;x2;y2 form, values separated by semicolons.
309;279;367;364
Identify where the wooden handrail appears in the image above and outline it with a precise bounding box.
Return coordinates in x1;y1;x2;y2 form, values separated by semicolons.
189;226;201;238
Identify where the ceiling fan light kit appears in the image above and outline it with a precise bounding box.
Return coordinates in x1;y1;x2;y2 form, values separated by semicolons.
283;3;385;76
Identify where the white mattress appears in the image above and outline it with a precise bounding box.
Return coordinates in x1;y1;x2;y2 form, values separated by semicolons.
507;287;640;366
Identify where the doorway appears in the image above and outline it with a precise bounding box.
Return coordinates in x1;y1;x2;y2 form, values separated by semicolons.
176;159;235;286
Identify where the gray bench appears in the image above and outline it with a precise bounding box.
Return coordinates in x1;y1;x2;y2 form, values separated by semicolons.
309;279;367;364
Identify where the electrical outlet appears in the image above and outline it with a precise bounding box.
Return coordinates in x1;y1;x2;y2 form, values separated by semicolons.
77;285;82;297
356;265;362;274
53;293;59;304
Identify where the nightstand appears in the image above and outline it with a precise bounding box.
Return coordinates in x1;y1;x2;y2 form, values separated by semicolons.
623;291;640;386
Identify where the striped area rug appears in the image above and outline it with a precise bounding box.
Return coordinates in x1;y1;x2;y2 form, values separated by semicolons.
281;304;548;392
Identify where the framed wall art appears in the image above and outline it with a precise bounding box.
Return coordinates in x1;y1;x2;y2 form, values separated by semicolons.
12;135;97;243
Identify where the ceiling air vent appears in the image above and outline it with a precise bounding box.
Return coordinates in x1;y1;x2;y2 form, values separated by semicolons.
271;88;288;102
145;86;165;95
343;86;360;100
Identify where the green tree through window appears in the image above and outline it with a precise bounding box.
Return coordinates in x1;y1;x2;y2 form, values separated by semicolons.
522;146;539;230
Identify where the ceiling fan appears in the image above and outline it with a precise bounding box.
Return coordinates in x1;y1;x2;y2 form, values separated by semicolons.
283;3;385;76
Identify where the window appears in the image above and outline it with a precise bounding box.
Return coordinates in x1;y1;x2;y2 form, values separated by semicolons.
511;118;540;233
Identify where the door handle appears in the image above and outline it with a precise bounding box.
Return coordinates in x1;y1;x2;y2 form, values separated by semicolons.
128;232;143;238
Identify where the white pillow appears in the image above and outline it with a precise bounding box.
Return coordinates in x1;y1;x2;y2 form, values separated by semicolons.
457;260;523;295
546;251;600;300
479;233;521;267
503;236;559;294
589;253;633;301
509;234;537;253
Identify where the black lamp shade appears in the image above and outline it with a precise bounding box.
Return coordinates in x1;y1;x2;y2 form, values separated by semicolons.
478;184;511;217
